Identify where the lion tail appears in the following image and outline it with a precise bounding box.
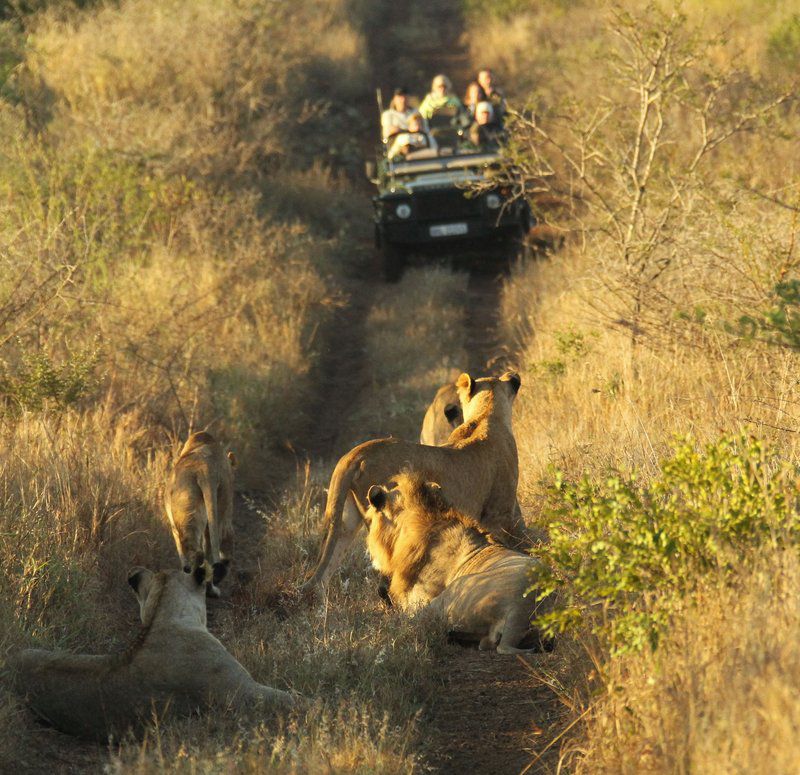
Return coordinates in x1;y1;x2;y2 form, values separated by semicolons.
304;446;370;589
198;472;221;566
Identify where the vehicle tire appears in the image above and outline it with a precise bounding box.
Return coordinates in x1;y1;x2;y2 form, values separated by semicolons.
381;242;406;283
506;223;532;264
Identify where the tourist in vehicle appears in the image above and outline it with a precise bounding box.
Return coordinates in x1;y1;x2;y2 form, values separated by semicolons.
468;101;505;151
387;111;438;160
477;67;507;126
381;87;415;141
463;80;487;117
418;74;465;122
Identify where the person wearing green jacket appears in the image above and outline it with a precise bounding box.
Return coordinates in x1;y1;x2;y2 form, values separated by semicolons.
418;74;465;120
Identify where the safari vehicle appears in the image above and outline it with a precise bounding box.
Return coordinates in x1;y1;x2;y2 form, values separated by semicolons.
366;112;532;281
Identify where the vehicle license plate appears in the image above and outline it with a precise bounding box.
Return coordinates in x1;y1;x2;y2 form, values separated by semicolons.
429;222;468;237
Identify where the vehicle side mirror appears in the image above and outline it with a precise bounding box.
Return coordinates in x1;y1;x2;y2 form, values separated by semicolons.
364;161;378;184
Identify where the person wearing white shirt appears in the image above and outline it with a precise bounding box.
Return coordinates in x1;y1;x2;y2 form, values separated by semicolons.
381;87;414;141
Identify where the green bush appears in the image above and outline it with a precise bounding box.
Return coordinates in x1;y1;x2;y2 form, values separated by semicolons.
736;279;800;350
768;13;800;67
533;434;800;653
0;342;100;414
0;142;195;282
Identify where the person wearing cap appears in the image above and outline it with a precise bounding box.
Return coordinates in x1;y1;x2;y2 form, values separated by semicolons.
387;111;438;160
468;101;505;151
477;67;507;127
381;88;415;141
418;74;465;120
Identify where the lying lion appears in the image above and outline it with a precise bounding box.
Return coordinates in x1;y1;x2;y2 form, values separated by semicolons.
305;372;525;589
364;472;554;654
165;430;236;596
419;381;462;446
9;561;296;741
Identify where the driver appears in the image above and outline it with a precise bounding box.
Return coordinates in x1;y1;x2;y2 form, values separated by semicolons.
388;111;438;159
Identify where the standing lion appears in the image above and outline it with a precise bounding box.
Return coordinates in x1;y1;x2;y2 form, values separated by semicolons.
305;372;525;590
165;430;236;596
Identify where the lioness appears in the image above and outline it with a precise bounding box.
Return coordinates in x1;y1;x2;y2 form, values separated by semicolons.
419;382;462;446
364;473;553;653
165;430;235;596
305;371;524;589
9;560;296;741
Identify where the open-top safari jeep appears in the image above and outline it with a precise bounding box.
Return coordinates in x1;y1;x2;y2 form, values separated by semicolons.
366;110;532;281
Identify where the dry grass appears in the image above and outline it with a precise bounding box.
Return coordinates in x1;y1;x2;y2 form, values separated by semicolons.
4;0;800;770
486;0;800;768
568;550;800;773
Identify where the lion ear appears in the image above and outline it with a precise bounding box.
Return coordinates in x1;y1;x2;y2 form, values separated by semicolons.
456;372;475;398
424;481;442;494
368;484;388;511
127;567;154;598
443;403;461;424
500;371;521;394
192;552;209;586
227;450;237;469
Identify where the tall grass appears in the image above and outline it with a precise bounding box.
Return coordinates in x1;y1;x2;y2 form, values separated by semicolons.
478;0;800;768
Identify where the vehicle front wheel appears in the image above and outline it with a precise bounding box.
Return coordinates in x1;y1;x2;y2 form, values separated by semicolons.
381;242;406;283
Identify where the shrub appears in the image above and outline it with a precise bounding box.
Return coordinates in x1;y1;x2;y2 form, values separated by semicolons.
768;13;800;67
0;341;100;414
534;434;800;653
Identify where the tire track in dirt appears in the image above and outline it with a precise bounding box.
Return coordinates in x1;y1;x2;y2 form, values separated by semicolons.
352;2;562;773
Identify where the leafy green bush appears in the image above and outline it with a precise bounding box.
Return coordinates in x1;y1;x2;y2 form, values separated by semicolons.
0;142;195;282
533;434;799;653
0;342;100;413
768;13;800;67
736;279;800;350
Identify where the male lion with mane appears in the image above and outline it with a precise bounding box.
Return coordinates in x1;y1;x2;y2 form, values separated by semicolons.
305;371;524;589
9;560;297;741
165;430;235;596
364;472;554;653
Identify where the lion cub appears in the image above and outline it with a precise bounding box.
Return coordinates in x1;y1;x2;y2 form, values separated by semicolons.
364;472;554;654
9;562;297;741
165;431;235;595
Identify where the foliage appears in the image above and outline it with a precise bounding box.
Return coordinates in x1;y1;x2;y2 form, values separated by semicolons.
499;3;794;347
736;279;800;350
0;142;195;281
462;0;531;21
533;434;799;653
768;13;800;66
0;341;100;413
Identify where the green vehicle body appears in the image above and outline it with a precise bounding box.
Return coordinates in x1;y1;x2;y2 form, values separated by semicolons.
368;149;532;280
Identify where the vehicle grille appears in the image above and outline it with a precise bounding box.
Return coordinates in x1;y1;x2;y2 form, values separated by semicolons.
413;189;482;221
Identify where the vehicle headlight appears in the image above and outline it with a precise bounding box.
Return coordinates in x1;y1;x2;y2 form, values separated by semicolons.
396;203;412;219
486;193;502;210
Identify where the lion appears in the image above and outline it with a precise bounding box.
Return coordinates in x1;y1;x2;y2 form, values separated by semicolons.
165;430;236;596
419;381;462;446
364;472;554;653
305;371;525;590
8;560;297;741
